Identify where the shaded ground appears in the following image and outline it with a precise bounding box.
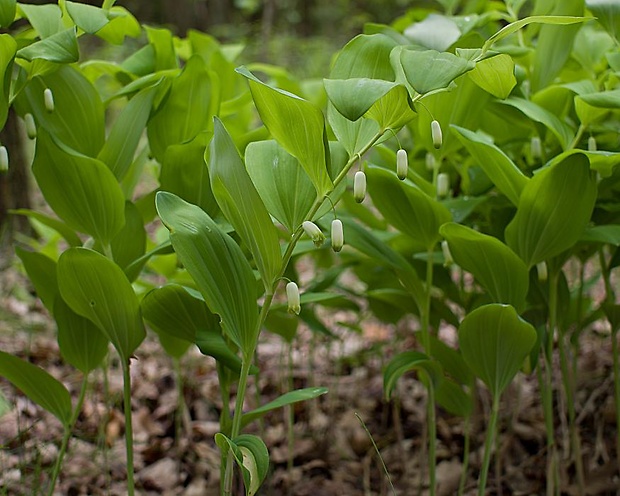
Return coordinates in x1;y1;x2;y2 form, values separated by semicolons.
1;263;619;496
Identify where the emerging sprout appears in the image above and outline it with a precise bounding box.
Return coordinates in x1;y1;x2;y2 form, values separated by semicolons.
353;170;366;203
302;220;325;247
425;152;436;171
441;240;453;266
530;136;541;159
286;281;301;315
396;149;408;180
437;173;450;198
431;120;442;149
588;136;597;152
331;219;344;252
43;88;55;113
0;146;8;172
536;261;548;282
24;113;37;140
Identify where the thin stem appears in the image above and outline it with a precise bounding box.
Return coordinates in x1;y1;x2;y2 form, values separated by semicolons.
422;245;436;495
544;269;559;496
47;375;89;496
286;341;295;481
121;359;135;496
569;124;586;150
427;384;437;496
458;413;472;496
478;396;500;496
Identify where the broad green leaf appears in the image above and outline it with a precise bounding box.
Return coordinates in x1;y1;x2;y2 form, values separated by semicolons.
451;125;528;206
440;223;529;311
238;66;332;196
499;97;573;150
0;0;15;27
241;387;328;428
0;350;72;426
398;49;475;95
383;351;442;399
404;13;462;51
209;118;281;290
147;55;218;162
65;2;109;33
458;304;536;398
324;78;399;121
159;138;219;217
580;225;620;245
435;377;473;417
214;434;269;496
0;34;16;128
17;27;79;63
17;4;61;38
32;131;125;245
505;154;597;268
54;296;108;374
587;0;620;40
367;166;452;250
11;209;81;247
57;248;145;361
98;85;157;181
22;65;105;157
577;89;620;108
110;201;146;273
427;334;473;385
156;192;259;356
120;45;156;77
366;84;416;130
95;6;141;45
144;25;177;71
245;140;316;234
15;248;58;315
468;54;516;99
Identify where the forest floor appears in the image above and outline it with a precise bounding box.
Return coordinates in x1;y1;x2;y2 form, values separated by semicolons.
1;259;619;496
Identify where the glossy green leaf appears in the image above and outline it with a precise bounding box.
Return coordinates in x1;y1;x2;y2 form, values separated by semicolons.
17;27;79;63
383;351;442;399
144;25;177;71
577;89;620;108
245;140;315;234
505;153;597;268
434;377;473;417
11;209;81;247
237;66;332;196
324;78;398;121
468;54;516;99
156;192;259;356
459;304;536;398
404;13;462;51
209;118;281;290
15;247;58;315
452;125;528;206
0;350;72;426
587;0;620;40
580;225;620;245
32;132;125;245
95;6;141;44
440;223;529;311
57;248;145;361
66;1;109;33
17;4;62;38
0;34;16;128
367;166;452;250
22;65;105;157
147;55;217;162
110;201;146;274
98;85;157;181
241;387;328;428
0;0;15;27
215;434;269;496
366;84;416;130
54;296;108;374
399;49;475;95
427;334;473;385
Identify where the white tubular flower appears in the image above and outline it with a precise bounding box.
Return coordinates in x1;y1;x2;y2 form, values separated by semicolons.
442;240;453;266
24;113;37;139
331;219;344;252
536;261;548;282
431;120;442;149
530;136;541;159
588;136;597;152
286;281;301;315
353;170;366;203
302;220;325;247
396;149;408;180
437;173;450;198
0;146;8;172
425;152;436;171
44;88;55;113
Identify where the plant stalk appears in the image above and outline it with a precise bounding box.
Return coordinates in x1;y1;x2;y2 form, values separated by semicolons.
121;359;135;496
478;396;500;496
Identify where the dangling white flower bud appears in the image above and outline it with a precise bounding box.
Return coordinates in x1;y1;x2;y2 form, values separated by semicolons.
331;219;344;252
437;173;450;198
431;120;442;149
396;149;408;180
530;136;541;159
302;221;325;247
425;152;436;171
0;146;8;172
353;170;366;203
588;136;597;152
286;281;301;315
536;261;548;282
441;240;453;266
43;88;55;113
24;113;37;140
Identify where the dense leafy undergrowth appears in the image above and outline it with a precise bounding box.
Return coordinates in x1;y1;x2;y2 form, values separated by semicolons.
1;0;620;495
